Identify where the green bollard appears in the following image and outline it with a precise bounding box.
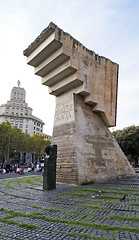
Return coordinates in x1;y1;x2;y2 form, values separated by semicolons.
43;145;57;190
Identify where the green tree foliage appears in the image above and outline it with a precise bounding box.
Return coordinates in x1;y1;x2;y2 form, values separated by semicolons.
0;121;51;163
0;121;12;161
112;125;139;167
31;134;51;156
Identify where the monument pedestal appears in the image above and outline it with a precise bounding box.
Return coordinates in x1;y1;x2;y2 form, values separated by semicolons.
53;92;135;185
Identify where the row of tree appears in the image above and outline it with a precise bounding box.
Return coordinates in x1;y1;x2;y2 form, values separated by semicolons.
112;125;139;167
0;121;51;163
0;122;138;166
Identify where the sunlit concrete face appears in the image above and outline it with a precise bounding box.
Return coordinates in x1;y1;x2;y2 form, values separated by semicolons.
24;22;135;184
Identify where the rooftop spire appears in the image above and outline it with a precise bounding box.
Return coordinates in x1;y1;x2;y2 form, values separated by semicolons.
17;80;21;87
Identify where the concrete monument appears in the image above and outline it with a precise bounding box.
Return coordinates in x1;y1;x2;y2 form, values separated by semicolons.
24;22;135;185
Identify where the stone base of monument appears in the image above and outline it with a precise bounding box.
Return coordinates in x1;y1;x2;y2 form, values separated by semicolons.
53;92;136;185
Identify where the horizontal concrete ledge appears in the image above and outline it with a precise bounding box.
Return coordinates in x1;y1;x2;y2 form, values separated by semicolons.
74;85;90;97
49;79;83;96
42;60;77;87
27;39;62;67
34;47;69;77
24;26;55;56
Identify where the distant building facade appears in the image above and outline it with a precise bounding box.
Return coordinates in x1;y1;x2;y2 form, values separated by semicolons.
0;82;45;136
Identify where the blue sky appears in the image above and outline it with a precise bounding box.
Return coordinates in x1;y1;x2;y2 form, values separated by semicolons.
0;0;139;134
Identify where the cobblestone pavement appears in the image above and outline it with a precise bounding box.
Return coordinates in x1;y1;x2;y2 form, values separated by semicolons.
0;173;138;239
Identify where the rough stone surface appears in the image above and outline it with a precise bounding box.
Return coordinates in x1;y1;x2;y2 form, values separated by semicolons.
53;92;135;185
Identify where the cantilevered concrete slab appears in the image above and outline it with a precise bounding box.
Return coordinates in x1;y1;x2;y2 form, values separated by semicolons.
24;22;135;185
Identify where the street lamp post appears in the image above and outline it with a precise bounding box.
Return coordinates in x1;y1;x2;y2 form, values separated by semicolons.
14;148;16;164
7;133;11;164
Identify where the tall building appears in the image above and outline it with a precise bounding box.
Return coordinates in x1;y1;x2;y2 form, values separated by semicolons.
0;81;45;135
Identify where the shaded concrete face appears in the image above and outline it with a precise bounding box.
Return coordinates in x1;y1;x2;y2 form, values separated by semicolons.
24;22;135;184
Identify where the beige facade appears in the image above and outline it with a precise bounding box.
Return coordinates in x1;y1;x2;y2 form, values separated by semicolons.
0;84;44;136
24;22;136;184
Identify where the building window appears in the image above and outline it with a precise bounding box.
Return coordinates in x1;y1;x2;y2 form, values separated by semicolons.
26;125;28;128
19;124;22;128
25;130;28;133
14;97;16;101
5;117;8;121
6;107;9;111
16;113;18;116
11;123;14;127
15;119;18;122
17;93;19;96
26;120;28;123
34;122;36;125
21;93;23;96
20;119;23;123
21;98;23;101
15;123;18;127
16;108;19;112
12;108;15;111
17;98;19;101
11;118;14;122
25;110;28;115
14;92;16;96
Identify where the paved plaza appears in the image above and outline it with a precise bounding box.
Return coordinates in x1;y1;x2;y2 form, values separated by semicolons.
0;172;139;240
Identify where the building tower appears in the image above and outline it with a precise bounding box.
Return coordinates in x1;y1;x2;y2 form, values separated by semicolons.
0;81;44;135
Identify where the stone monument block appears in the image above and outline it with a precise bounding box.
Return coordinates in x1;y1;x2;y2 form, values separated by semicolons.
24;22;135;185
